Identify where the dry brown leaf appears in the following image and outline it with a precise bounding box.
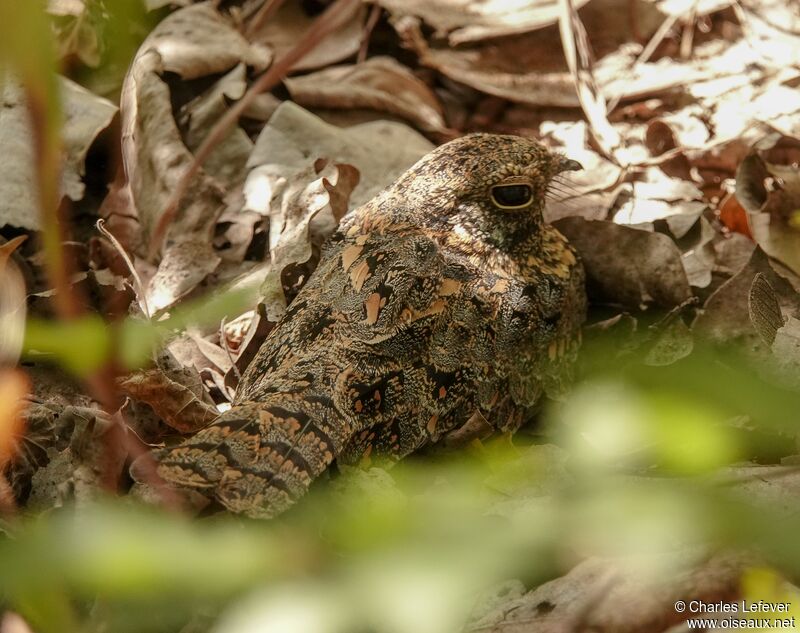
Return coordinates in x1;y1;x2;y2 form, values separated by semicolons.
118;349;218;433
736;134;800;278
0;77;117;230
693;247;800;353
285;56;449;134
250;1;365;72
121;51;226;311
395;0;665;108
554;217;692;308
749;273;784;346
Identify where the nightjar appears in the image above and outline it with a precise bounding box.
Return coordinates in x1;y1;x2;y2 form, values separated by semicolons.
151;134;587;518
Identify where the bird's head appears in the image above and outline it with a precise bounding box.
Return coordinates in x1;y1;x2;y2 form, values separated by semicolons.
368;133;582;255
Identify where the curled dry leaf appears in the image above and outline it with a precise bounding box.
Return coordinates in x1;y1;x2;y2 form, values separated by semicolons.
257;159;360;321
735;134;800;278
374;0;592;44
558;0;620;158
0;77;117;231
250;0;365;72
118;349;218;433
284;56;449;134
554;217;692;308
118;2;271;294
133;2;270;80
693;247;800;353
124;52;224;310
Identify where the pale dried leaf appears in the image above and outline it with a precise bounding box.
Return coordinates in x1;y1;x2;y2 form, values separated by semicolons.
0;77;117;230
375;0;592;43
136;3;270;79
285;56;448;134
251;1;365;72
247;101;433;211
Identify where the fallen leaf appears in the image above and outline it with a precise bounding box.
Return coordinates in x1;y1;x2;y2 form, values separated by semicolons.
394;0;666;108
693;247;800;353
119;349;218;433
134;3;270;79
285;56;449;134
735;134;800;278
748;273;784;346
122;52;225;310
554;217;692;308
250;0;365;72
0;77;117;230
374;0;592;44
246;101;433;211
178;63;254;191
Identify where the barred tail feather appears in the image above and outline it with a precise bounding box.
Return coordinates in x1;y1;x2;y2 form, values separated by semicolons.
152;397;353;518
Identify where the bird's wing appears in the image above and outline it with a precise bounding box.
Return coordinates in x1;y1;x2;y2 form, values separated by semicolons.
152;229;492;517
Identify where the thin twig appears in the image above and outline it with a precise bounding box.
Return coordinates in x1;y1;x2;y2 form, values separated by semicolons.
149;0;361;259
358;3;382;63
96;219;151;319
244;0;288;39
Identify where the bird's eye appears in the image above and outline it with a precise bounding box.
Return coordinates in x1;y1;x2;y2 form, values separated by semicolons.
490;183;534;209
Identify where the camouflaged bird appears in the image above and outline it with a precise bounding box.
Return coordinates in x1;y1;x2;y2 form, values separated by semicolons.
153;134;587;518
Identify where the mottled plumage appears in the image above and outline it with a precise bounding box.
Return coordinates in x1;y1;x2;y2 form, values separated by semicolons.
153;134;587;518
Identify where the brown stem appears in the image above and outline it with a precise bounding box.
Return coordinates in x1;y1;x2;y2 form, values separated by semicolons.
244;0;288;39
148;0;362;258
25;88;81;319
357;3;382;63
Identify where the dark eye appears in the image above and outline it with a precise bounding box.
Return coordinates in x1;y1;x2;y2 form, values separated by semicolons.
490;183;534;209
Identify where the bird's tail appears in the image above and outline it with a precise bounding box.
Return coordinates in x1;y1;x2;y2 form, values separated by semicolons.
149;396;353;518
